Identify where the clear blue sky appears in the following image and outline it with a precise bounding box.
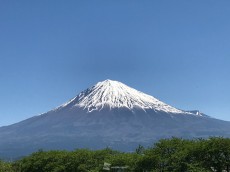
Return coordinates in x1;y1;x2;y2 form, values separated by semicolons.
0;1;230;126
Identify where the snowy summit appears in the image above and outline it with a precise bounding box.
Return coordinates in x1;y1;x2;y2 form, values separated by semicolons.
60;79;188;114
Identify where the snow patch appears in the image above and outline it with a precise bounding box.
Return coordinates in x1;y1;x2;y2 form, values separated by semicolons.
60;79;193;114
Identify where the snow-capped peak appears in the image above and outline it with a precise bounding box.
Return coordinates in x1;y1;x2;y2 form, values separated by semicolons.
60;79;189;114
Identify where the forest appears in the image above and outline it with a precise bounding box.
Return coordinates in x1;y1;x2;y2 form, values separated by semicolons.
0;137;229;172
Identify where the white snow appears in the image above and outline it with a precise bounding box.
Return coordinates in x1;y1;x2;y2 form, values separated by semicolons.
60;79;192;114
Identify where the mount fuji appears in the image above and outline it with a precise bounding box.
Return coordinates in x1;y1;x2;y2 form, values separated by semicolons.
0;79;230;158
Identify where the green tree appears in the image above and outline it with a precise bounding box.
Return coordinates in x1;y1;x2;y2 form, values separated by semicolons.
0;160;14;172
193;137;230;172
150;137;190;171
135;145;145;155
9;137;230;172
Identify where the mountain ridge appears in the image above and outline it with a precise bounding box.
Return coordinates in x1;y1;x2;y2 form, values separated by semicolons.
0;79;229;159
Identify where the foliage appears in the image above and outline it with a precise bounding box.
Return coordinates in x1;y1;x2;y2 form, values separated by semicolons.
0;160;14;172
1;137;230;172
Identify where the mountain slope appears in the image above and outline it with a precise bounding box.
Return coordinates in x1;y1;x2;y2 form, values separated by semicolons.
0;79;230;159
58;79;188;114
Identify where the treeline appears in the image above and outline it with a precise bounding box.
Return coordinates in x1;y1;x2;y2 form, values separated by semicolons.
0;137;230;172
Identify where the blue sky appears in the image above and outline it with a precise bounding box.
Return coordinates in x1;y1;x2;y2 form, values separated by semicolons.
0;1;230;126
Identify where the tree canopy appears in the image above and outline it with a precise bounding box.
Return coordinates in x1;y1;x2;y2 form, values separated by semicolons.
1;137;229;172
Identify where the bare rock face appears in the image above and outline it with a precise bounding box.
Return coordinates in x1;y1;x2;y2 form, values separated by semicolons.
0;79;230;159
